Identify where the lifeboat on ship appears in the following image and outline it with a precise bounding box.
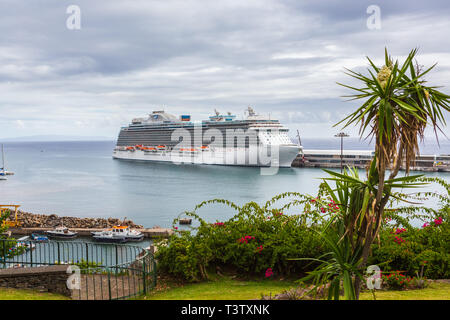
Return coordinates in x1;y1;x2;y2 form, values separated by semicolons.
179;148;198;153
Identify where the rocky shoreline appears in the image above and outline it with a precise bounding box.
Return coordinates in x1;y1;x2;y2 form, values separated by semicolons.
12;211;144;229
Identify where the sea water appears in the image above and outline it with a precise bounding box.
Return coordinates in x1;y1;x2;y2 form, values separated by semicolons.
0;139;448;228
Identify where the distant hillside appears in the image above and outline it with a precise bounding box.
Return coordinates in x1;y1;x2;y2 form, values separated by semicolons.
0;135;114;142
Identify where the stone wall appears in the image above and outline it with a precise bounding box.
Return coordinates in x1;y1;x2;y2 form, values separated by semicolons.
0;265;72;297
11;211;143;229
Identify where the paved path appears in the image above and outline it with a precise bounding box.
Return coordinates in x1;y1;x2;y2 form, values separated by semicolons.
71;273;152;300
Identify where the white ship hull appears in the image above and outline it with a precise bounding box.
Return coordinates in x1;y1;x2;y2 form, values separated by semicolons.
113;145;300;168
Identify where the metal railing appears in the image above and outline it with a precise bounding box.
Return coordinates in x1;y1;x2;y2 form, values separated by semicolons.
0;238;157;300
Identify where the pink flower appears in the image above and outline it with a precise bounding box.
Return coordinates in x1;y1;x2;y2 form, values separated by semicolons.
238;235;255;244
320;208;326;213
393;228;406;234
393;236;405;244
434;217;443;226
265;268;273;278
422;222;430;228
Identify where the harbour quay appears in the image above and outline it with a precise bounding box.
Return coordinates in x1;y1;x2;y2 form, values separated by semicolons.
292;149;450;172
8;226;173;238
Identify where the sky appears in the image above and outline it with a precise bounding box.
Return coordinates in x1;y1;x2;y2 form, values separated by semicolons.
0;0;450;141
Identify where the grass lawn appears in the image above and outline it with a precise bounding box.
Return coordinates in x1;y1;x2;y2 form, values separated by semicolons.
1;280;447;300
360;282;450;300
0;288;69;300
144;278;297;300
143;278;450;300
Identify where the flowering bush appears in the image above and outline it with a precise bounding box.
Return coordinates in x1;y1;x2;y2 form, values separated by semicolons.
369;208;449;279
382;272;413;290
265;268;274;278
155;196;326;281
155;179;449;284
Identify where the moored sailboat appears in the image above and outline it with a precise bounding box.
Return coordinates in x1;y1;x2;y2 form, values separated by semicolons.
0;144;14;178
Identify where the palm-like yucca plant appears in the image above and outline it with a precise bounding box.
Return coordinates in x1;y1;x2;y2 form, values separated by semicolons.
300;49;449;299
299;165;426;300
295;168;367;300
297;218;362;300
338;48;449;177
334;48;450;298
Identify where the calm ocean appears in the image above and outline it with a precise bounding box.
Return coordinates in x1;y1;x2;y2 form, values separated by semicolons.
0;139;448;228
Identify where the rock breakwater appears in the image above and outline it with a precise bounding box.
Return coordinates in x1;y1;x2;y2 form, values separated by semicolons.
12;211;144;229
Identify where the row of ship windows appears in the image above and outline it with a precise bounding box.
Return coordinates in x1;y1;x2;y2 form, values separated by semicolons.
123;128;289;134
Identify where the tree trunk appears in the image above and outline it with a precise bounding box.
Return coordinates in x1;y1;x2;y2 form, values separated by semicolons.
355;144;404;299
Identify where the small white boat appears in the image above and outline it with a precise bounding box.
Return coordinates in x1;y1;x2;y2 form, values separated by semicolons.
46;226;78;239
31;233;49;242
92;225;144;242
92;230;127;243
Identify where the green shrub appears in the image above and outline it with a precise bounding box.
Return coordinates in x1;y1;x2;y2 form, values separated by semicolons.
381;271;414;290
155;199;326;281
155;182;449;283
369;209;449;279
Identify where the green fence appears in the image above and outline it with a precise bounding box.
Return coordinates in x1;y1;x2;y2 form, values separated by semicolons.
0;238;157;300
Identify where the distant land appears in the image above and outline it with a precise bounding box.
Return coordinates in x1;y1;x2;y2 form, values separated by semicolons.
0;135;114;142
0;135;447;155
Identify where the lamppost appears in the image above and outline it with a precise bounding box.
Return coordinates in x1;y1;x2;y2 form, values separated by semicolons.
334;132;349;173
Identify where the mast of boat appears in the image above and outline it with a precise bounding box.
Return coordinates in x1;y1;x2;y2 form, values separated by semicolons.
1;144;14;176
1;144;4;173
0;145;6;180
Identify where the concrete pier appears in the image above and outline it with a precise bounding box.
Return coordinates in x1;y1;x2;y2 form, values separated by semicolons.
9;227;173;239
291;149;450;172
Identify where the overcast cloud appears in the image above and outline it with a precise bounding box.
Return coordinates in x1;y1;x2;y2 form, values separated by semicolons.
1;0;450;140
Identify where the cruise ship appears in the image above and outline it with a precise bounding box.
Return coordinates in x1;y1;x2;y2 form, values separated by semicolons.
113;107;300;167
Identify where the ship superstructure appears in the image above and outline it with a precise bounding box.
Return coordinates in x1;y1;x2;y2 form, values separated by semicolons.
113;107;300;167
